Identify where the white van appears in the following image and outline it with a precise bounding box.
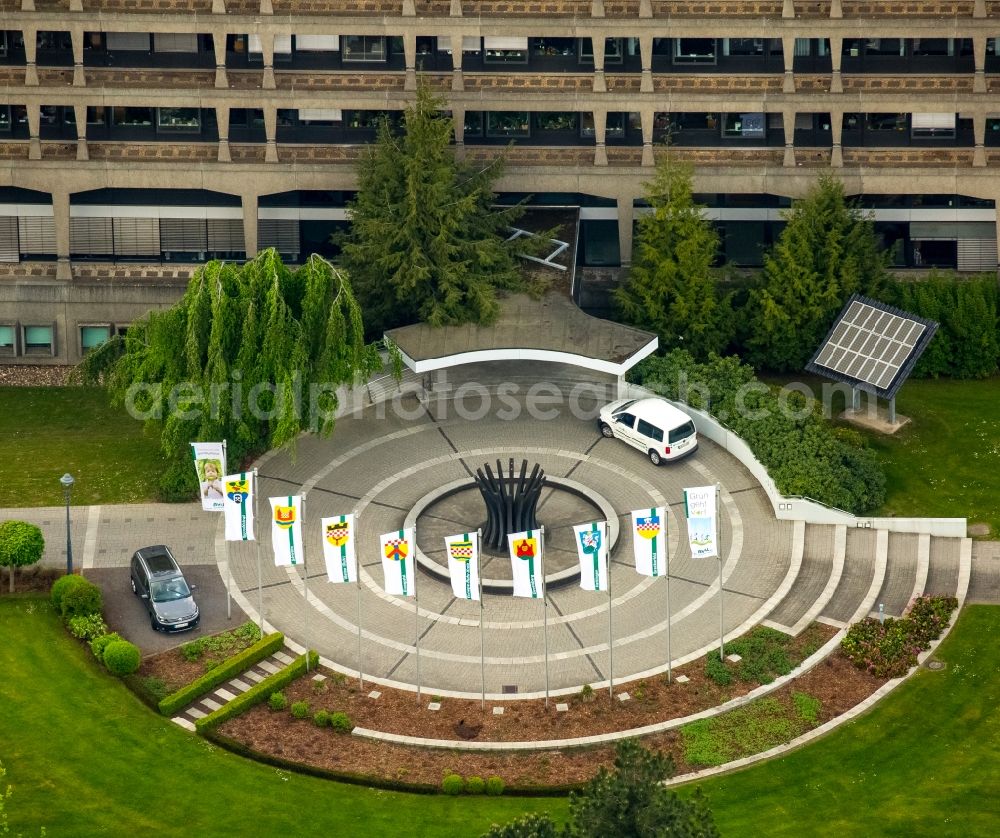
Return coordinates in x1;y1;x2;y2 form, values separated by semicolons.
597;397;698;465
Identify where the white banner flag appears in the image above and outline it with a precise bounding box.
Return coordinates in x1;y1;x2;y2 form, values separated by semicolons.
269;496;304;567
223;472;255;541
573;521;608;592
631;507;667;577
191;442;226;512
445;532;480;601
507;529;543;599
379;528;415;596
321;514;357;583
683;486;718;559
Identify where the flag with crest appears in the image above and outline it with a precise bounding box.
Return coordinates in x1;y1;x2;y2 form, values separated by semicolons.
379;528;415;596
269;495;304;567
223;472;255;542
321;514;356;583
445;532;480;601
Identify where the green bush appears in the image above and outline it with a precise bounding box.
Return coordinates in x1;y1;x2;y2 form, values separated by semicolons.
59;578;103;621
180;621;263;664
793;692;821;724
329;711;353;734
268;692;288;711
142;676;169;701
90;632;122;662
158;460;199;503
195;651;319;733
442;774;464;795
313;709;331;727
50;574;88;611
466;776;486;795
290;701;310;719
485;776;505;796
632;351;886;514
67;613;108;641
103;640;141;676
725;626;793;684
157;632;284;716
0;520;45;592
704;653;732;686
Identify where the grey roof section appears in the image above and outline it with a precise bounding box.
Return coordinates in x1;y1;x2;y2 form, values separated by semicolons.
386;290;658;375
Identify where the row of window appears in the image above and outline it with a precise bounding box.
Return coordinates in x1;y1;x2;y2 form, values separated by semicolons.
0;323;126;357
2;31;997;72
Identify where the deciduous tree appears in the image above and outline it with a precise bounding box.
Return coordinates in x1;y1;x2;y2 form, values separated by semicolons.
0;520;44;593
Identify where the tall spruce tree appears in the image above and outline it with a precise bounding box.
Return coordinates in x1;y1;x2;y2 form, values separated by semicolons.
76;250;383;500
614;153;732;360
339;85;525;335
746;175;891;372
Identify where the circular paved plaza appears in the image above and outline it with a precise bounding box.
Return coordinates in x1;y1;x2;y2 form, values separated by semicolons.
221;365;793;698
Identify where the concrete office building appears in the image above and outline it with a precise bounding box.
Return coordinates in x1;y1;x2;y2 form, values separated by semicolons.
1;0;999;364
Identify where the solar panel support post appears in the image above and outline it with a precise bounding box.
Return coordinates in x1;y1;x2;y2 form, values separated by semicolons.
852;387;860;411
889;396;896;425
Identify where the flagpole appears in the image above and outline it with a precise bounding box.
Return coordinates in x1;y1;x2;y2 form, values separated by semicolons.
717;483;724;662
254;467;264;636
356;513;364;690
302;493;310;673
223;439;231;621
478;528;485;712
414;525;421;707
606;520;613;702
541;525;549;709
666;543;672;683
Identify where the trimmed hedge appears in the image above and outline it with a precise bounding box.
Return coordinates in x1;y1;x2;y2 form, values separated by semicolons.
59;577;104;621
194;650;319;733
158;632;284;716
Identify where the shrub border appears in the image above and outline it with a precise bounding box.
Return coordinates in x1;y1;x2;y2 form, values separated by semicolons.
194;650;317;732
158;632;284;716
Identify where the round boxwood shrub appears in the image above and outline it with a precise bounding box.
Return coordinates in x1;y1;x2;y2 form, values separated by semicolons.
51;574;88;611
290;701;310;720
441;774;464;795
90;632;122;662
485;776;505;796
60;578;103;621
313;709;331;727
268;691;288;711
465;776;486;795
103;640;141;676
329;711;353;733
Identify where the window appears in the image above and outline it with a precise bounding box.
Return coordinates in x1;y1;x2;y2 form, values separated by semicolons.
105;32;151;52
668;421;695;443
637;419;664;442
578;38;623;64
0;107;10;132
615;412;636;429
297;108;342;124
0;325;14;355
865;38;905;57
534;112;576;132
674;38;716;65
153;33;198;53
464;111;483;136
156;108;201;132
911;113;956;139
113;107;153;127
37;31;72;51
725;38;764;56
912;38;952;57
0;32;7;58
80;325;111;353
866;113;907;132
722;112;765;138
532;38;575;58
23;325;53;355
486;112;530;138
65;106;107;126
483;36;528;64
342;36;386;62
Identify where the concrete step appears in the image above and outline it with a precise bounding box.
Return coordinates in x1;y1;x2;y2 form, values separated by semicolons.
763;522;834;632
820;527;879;624
870;532;920;618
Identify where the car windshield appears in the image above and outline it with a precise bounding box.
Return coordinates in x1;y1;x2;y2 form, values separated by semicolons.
150;578;191;602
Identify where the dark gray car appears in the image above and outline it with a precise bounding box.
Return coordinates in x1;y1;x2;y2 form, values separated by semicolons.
130;545;200;632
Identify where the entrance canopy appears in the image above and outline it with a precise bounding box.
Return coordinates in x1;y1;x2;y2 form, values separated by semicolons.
385;291;658;377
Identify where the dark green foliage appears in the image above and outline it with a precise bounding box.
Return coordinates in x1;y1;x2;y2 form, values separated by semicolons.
724;626;793;684
485;776;506;796
0;520;45;593
59;577;103;621
313;709;330;727
746;175;891;371
633;351;886;514
180;621;263;665
157;632;284;716
329;711;353;734
884;273;999;379
75;252;383;501
704;654;732;686
103;640;141;676
67;613;108;641
90;632;122;662
290;701;310;720
466;776;486;795
483;813;559;838
141;676;169;702
615;154;733;360
51;574;87;611
338;85;530;336
268;692;288;712
442;774;465;795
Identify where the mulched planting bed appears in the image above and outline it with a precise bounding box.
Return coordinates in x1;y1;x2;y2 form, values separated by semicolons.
216;626;889;789
0;567;63;595
138;624;262;693
0;365;72;386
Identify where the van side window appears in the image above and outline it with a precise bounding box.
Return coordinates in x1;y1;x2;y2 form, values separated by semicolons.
637;419;664;442
668;421;695;443
615;412;636;429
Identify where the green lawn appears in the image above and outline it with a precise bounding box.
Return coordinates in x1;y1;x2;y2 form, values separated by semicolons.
688;605;1000;837
0;387;165;506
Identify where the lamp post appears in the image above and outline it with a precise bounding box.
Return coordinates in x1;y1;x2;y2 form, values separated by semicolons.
60;473;75;575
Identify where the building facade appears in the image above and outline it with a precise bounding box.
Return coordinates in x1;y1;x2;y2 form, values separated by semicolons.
1;0;999;363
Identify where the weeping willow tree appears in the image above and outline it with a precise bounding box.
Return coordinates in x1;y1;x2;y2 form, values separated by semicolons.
76;250;387;500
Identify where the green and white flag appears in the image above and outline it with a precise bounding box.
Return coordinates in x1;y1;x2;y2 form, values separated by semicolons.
222;472;255;542
508;529;543;599
683;486;718;559
445;532;480;601
379;528;415;596
269;495;304;567
631;507;667;577
321;514;356;583
191;442;226;512
573;521;608;592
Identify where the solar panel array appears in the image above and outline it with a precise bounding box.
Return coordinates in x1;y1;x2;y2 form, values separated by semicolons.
812;299;926;392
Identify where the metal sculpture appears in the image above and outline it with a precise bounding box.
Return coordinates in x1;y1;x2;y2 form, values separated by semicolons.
474;458;546;551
